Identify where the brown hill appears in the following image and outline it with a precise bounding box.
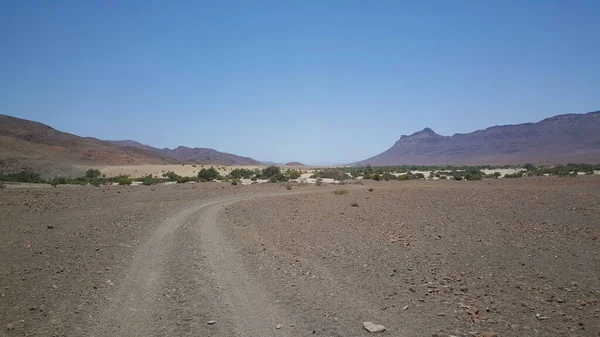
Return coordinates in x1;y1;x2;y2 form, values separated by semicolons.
0;114;261;175
283;162;306;166
107;140;262;165
359;110;600;166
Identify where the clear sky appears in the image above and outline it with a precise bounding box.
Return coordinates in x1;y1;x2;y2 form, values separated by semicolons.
1;1;599;164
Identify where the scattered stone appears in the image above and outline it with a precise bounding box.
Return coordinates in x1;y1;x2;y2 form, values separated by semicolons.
47;225;54;229
207;320;217;325
535;313;549;320
480;332;498;337
105;279;114;286
363;321;387;333
275;324;282;329
402;305;409;310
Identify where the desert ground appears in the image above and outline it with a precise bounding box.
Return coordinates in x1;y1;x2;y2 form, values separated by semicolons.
1;177;599;337
76;165;313;179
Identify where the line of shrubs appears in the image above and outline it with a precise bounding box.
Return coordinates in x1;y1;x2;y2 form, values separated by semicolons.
0;166;306;187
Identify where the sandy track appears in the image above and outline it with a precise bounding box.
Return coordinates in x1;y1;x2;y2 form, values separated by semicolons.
88;189;349;337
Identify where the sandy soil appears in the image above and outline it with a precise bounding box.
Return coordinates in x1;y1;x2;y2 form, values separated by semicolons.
1;177;598;336
75;164;316;179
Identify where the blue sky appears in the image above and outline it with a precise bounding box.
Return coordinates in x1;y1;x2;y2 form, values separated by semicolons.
1;1;598;164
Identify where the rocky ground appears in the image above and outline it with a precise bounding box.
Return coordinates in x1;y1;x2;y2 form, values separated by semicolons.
0;177;598;337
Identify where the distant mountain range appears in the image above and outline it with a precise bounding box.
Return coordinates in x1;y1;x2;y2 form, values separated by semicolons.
2;110;599;176
0;114;260;175
359;110;600;166
105;140;261;166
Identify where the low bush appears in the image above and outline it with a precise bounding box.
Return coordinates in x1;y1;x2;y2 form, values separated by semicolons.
310;169;350;181
315;178;323;186
504;172;523;178
140;175;167;185
285;182;293;190
0;170;44;183
485;172;501;179
116;175;133;185
50;177;68;187
268;173;289;183
85;169;101;179
198;167;221;181
176;176;195;183
333;189;348;195
89;179;102;187
162;171;181;181
286;169;301;180
230;168;255;179
261;166;281;179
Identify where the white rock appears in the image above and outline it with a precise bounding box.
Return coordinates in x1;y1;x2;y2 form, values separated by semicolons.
207;320;217;325
363;321;387;333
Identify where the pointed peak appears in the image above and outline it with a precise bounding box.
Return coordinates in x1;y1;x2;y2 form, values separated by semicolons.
407;127;440;137
421;127;435;133
397;127;442;142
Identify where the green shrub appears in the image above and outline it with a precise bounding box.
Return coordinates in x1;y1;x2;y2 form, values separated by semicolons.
116;176;133;185
453;176;463;181
504;172;523;178
176;176;195;183
0;170;44;183
162;171;181;181
439;175;447;179
310;169;350;181
231;180;239;185
333;189;348;195
90;179;102;187
382;173;396;181
412;173;425;179
85;169;101;179
268;173;289;183
198;167;221;181
261;166;281;179
485;172;501;179
50;177;68;186
230;168;255;179
285;182;292;190
465;174;483;180
286;169;301;179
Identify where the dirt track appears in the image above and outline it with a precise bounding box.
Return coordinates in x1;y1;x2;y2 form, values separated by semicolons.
1;178;599;337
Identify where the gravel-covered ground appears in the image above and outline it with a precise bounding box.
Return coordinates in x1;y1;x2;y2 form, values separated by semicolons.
0;177;599;337
224;177;600;337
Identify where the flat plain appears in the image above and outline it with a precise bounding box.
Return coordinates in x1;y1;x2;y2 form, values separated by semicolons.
0;177;598;336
